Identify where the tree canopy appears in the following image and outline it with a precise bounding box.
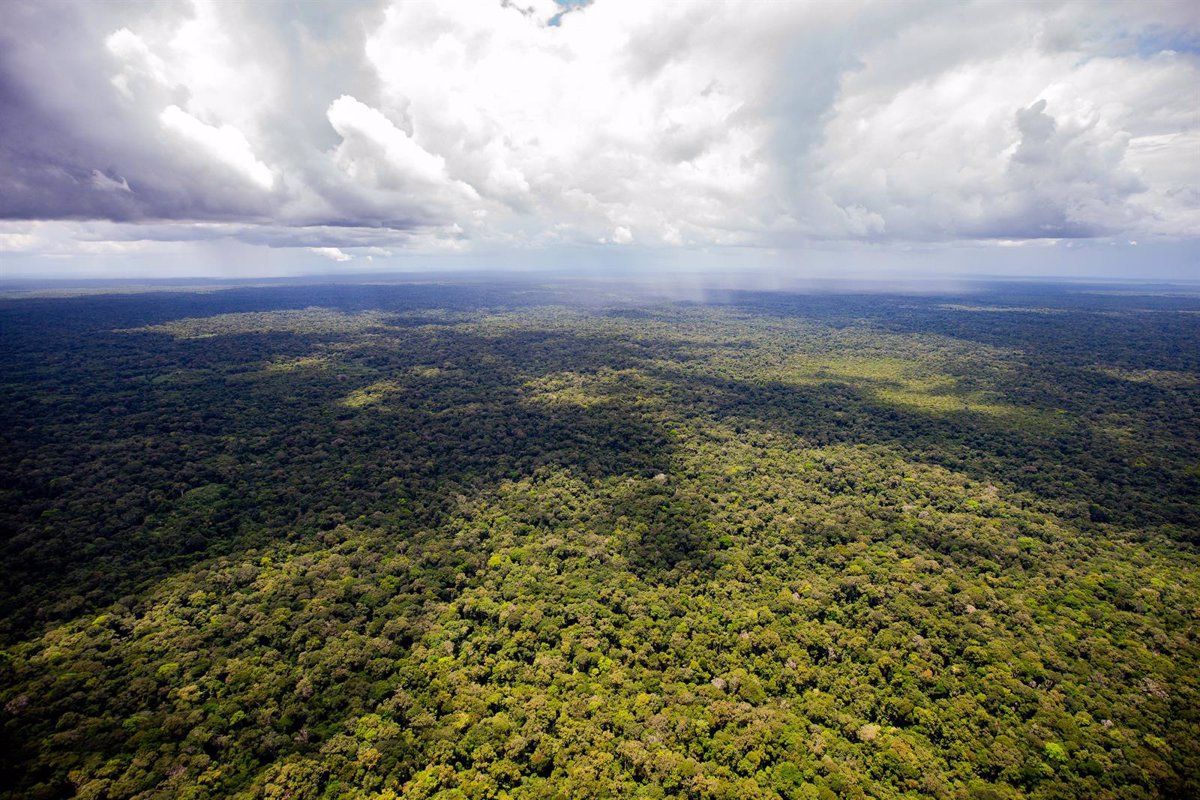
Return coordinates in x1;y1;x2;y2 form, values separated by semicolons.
1;279;1197;799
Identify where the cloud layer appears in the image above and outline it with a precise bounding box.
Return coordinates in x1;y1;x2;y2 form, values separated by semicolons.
0;0;1197;272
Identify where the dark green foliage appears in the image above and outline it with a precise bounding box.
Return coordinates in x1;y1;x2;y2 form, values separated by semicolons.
1;279;1197;799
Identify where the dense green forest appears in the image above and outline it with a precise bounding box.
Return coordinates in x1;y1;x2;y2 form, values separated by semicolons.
1;278;1198;799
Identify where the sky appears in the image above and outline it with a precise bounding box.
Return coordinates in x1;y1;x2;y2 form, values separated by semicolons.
0;0;1198;280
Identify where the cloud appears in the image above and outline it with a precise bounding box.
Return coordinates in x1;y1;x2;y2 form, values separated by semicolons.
324;94;480;223
0;222;41;253
361;0;794;247
90;170;132;193
0;0;1195;275
309;246;353;262
105;27;170;94
160;105;275;190
803;30;1200;242
610;226;633;245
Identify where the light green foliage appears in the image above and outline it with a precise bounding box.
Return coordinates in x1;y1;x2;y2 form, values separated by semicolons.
123;307;394;339
777;355;1039;421
341;380;405;409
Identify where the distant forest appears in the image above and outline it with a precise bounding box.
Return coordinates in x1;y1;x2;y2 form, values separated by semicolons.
1;279;1197;799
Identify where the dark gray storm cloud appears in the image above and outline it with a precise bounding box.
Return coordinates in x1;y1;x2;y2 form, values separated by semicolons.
0;0;427;237
0;1;277;223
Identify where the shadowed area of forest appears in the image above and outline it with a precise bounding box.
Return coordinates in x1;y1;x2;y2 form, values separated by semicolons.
1;278;1198;799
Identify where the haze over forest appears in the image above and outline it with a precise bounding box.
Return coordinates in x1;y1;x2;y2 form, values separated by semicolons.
1;2;1199;800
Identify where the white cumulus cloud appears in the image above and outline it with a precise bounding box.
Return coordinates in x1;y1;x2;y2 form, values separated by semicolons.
309;246;353;262
160;105;275;190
